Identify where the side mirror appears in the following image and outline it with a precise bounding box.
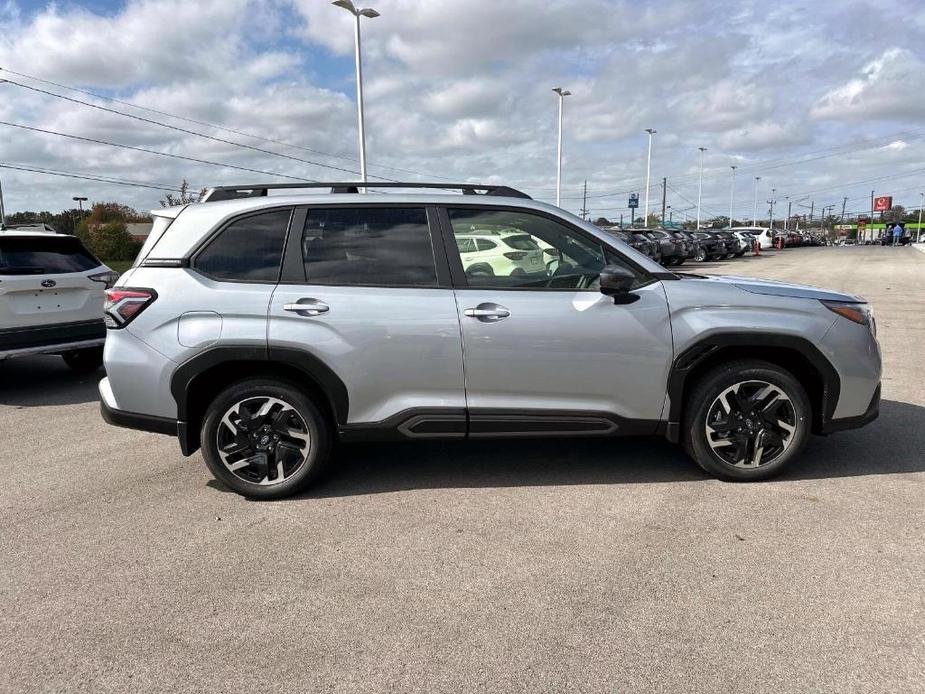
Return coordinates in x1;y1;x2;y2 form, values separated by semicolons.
599;265;639;304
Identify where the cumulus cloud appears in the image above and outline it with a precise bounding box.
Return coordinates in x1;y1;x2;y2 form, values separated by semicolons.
0;0;923;221
811;48;925;122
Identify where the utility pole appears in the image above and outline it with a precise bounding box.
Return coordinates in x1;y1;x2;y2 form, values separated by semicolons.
918;192;923;243
841;196;847;222
696;146;706;230
785;197;791;231
0;176;5;228
661;177;667;226
729;164;739;229
552;87;572;207
643;128;656;224
753;176;761;226
809;200;814;225
580;179;588;220
619;212;623;228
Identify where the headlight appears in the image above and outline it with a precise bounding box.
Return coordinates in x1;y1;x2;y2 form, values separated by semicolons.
821;300;875;334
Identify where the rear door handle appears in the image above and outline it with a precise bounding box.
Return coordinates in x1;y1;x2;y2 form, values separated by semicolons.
463;303;510;322
283;299;330;316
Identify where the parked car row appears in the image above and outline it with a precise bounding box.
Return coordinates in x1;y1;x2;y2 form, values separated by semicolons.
603;227;759;266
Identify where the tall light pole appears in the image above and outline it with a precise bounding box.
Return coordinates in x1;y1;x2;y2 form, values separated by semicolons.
696;146;707;230
643;128;656;224
552;87;571;207
728;165;737;228
0;176;6;228
785;196;791;231
332;0;379;191
753;176;761;226
73;196;87;214
918;192;924;243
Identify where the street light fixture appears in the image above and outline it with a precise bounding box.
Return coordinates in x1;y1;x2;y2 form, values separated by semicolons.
643;128;656;225
73;196;87;213
753;176;761;226
332;0;379;191
696;147;706;230
728;165;737;228
552;87;571;207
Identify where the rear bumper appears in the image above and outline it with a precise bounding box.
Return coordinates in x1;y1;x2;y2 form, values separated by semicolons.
100;398;177;436
0;319;105;359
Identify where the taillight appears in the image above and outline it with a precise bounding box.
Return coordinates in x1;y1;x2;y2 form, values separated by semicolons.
89;270;121;289
104;288;157;328
504;251;527;260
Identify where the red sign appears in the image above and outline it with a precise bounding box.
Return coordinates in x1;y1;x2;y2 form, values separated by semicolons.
873;196;892;212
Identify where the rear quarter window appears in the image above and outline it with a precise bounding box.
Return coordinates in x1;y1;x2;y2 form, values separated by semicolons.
195;208;293;282
0;235;100;275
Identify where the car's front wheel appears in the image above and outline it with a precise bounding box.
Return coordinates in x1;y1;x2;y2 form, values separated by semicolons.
200;380;332;499
693;247;707;262
62;346;103;373
683;360;811;481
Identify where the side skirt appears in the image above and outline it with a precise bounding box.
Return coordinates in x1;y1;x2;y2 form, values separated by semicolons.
338;408;660;442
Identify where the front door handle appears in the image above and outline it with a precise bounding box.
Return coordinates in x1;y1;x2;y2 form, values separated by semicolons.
463;303;510;322
283;299;330;316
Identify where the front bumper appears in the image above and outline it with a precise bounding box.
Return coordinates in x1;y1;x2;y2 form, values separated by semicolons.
819;383;880;434
0;319;105;359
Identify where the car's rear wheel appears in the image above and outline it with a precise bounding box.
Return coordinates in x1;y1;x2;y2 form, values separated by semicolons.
693;247;707;262
62;346;103;373
200;379;332;499
683;360;811;481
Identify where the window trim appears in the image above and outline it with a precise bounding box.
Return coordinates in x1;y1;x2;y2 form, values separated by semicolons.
190;206;296;285
277;203;451;289
435;204;661;292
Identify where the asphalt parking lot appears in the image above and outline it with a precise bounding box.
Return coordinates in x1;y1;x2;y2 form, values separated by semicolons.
1;246;923;693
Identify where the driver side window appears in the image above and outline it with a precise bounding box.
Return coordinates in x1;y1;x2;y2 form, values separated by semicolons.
446;208;644;289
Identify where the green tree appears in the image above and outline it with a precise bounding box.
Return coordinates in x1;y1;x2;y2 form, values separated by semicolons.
160;179;207;207
75;219;142;261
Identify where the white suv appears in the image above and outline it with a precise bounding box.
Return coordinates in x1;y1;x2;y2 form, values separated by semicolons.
456;231;546;277
0;227;117;371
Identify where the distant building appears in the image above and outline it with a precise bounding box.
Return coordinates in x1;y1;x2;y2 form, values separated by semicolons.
126;222;153;242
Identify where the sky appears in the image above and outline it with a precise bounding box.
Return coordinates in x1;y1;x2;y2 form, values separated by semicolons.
1;0;925;223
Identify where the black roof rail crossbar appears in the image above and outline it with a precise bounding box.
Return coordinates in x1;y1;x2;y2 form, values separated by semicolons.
201;182;531;202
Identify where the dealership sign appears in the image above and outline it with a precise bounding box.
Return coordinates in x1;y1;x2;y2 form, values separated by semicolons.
873;196;892;212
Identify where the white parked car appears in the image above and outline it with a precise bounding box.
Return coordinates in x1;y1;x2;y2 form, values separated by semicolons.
729;226;776;250
456;231;545;277
0;228;118;371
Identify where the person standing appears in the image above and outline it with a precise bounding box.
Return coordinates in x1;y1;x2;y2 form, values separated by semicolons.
892;223;902;246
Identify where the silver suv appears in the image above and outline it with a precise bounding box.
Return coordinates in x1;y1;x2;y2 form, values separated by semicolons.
99;183;881;499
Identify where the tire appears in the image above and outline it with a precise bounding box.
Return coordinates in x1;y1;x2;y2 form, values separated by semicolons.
675;257;685;267
693;247;707;262
62;346;103;373
682;359;811;481
200;379;333;500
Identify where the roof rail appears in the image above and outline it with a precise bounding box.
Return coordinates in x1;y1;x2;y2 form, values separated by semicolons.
201;182;532;202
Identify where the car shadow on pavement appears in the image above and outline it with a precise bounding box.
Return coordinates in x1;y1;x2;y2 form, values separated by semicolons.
279;399;925;499
0;355;101;407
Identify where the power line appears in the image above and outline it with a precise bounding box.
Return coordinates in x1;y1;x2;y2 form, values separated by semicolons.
0;120;317;183
0;161;185;192
0;66;453;182
1;77;391;180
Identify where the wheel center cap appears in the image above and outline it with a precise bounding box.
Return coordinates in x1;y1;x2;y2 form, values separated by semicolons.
259;434;270;446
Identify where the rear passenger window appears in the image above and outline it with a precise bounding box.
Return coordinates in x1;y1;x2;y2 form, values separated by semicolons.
301;207;437;287
196;208;292;282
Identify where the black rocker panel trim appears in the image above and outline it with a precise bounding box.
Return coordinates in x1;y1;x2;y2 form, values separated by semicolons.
665;332;841;439
468;409;657;437
339;408;467;442
338;407;659;442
